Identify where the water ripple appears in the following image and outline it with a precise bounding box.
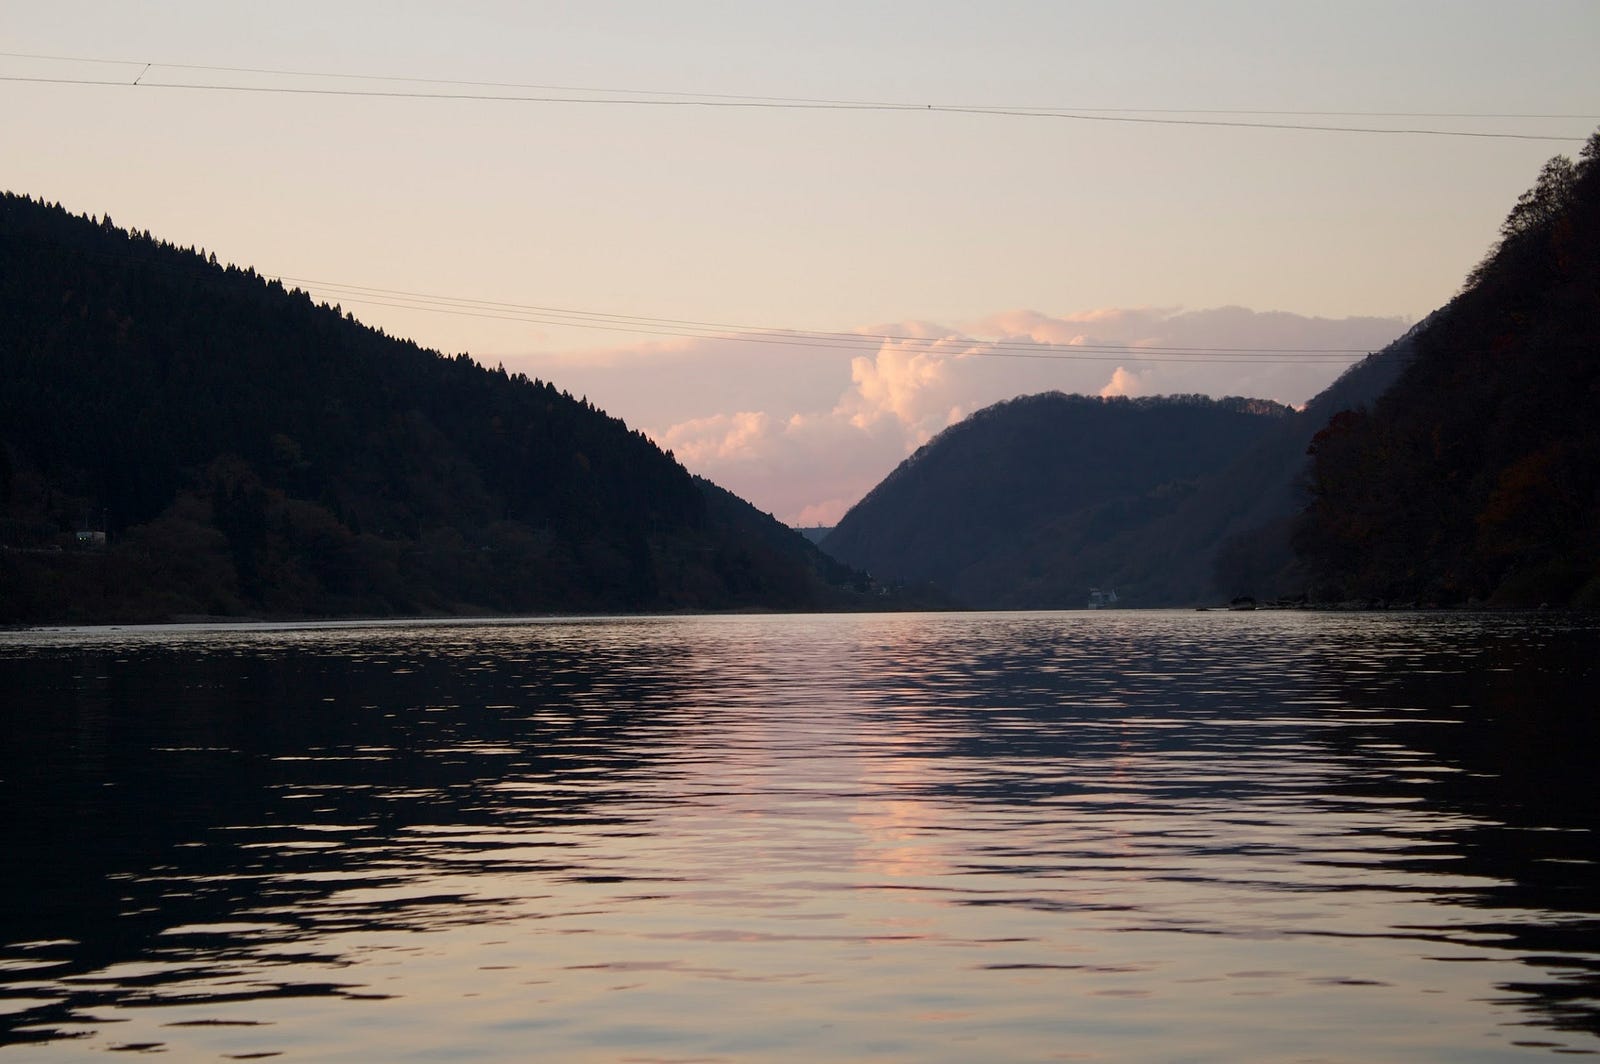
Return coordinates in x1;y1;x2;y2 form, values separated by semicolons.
2;610;1598;1059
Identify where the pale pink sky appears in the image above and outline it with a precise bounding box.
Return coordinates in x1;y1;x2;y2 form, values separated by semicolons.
4;1;1596;521
522;306;1408;525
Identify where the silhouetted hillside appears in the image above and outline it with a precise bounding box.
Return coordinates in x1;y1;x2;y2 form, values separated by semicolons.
820;393;1295;607
1189;327;1418;602
1007;338;1413;606
1295;133;1600;606
0;193;869;622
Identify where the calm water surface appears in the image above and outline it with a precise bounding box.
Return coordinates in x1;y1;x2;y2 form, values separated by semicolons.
1;610;1597;1061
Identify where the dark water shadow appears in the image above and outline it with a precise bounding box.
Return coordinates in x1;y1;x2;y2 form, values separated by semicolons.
0;624;692;1046
1311;617;1600;1040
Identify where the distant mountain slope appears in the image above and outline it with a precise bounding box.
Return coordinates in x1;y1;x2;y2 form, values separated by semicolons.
1174;326;1419;602
820;393;1295;607
1295;133;1600;606
0;192;868;622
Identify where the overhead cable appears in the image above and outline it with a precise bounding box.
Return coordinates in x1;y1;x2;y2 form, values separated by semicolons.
0;51;1590;141
277;276;1374;364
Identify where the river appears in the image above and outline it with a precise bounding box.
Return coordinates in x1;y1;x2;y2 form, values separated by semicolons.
1;610;1596;1060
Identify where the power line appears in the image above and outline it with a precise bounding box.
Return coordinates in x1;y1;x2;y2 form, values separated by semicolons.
279;274;1372;354
4;50;1594;120
6;50;1595;119
0;51;1590;141
322;294;1368;364
0;51;926;109
18;207;1390;366
273;275;1374;364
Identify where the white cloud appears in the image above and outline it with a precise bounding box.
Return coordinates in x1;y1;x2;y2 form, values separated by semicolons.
656;411;772;464
506;306;1408;525
847;344;948;427
1099;366;1148;398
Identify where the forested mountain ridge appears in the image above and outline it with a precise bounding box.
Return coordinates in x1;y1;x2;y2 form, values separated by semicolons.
818;133;1600;611
1295;133;1600;606
1194;325;1419;601
819;393;1296;607
0;192;867;622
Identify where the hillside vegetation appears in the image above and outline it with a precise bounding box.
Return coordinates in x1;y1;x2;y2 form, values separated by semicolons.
820;393;1296;607
820;135;1600;610
0;193;867;622
1295;133;1600;606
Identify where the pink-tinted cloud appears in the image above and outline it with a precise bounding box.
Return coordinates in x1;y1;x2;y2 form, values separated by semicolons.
646;404;912;524
1099;366;1149;398
656;410;772;464
507;306;1408;525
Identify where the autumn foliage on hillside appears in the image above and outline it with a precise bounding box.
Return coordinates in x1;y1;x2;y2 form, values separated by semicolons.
1296;133;1600;606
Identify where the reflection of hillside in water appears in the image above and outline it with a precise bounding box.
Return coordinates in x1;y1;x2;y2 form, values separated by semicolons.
3;612;1597;1055
0;623;695;1046
1314;620;1600;1039
839;613;1600;1041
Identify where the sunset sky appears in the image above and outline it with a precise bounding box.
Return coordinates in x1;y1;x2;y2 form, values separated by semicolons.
5;1;1597;523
